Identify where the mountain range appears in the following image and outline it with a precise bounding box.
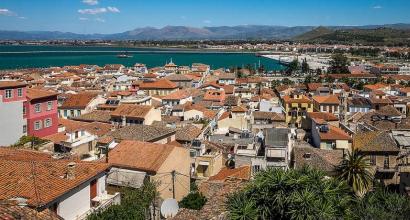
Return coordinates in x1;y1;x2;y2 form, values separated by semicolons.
1;23;410;41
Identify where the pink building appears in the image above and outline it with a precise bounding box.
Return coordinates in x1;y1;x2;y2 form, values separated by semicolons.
25;88;58;138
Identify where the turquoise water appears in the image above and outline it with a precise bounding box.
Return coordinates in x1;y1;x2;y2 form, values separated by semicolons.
0;45;285;70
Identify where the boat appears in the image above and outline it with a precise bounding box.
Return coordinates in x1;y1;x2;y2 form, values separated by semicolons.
117;52;133;58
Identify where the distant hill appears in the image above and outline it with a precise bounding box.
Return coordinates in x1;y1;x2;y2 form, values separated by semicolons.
293;26;334;41
293;26;410;45
1;24;410;41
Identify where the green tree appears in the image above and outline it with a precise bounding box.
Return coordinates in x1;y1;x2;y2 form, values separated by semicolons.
386;77;396;84
337;149;373;198
301;58;310;73
304;75;313;84
328;53;350;74
287;59;300;74
228;167;352;220
179;191;207;210
324;75;335;83
228;191;259;220
350;186;410;219
282;78;294;85
12;135;47;150
88;181;158;220
228;167;410;220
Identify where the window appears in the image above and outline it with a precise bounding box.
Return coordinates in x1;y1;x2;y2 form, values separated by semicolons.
23;106;26;115
5;89;12;99
17;88;23;97
384;155;390;169
253;165;261;174
23;125;27;133
47;101;52;111
44;118;52;128
35;104;41;113
64;110;67;117
370;155;376;165
70;110;74;116
34;121;42;130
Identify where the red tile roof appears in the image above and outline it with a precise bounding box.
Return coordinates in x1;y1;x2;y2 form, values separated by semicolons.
283;95;312;104
308;112;338;122
60;92;99;109
26;88;58;100
162;89;192;100
110;104;153;119
0;81;26;89
139;79;177;89
108;140;176;173
0;148;109;207
208;166;251;181
319;125;351;141
312;95;339;105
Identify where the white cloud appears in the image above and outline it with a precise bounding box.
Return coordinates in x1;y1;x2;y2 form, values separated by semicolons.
95;18;105;22
78;7;120;15
0;8;15;16
373;5;382;9
79;17;89;21
78;8;107;14
180;15;186;20
203;20;211;24
83;0;98;5
107;6;120;13
18;16;26;19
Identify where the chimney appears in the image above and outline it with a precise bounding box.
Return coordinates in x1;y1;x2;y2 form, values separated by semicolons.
122;115;126;127
67;162;76;180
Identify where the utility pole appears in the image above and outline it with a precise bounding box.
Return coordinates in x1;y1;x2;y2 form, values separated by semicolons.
171;170;176;199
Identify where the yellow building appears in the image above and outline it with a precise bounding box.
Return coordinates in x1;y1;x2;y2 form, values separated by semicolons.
282;94;313;127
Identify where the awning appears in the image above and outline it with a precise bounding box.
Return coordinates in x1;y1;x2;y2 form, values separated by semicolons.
198;161;210;166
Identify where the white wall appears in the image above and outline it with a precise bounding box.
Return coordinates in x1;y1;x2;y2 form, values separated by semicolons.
58;184;90;220
0;98;25;146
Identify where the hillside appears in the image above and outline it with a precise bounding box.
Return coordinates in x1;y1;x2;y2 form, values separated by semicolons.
0;24;410;41
293;27;410;45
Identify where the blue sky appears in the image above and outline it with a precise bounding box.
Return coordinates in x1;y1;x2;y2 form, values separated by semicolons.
0;0;409;34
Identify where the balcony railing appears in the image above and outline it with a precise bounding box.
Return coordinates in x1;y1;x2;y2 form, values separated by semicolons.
76;192;121;220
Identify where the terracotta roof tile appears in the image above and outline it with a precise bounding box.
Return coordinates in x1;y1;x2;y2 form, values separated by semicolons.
208;166;251;181
108;140;175;173
0;81;26;89
26;88;58;100
353;131;399;152
162;89;192;100
139;79;177;89
308;112;338;121
176;125;202;142
319;125;351;141
72;110;112;123
312;95;339;105
111;104;152;119
0;149;109;207
60;92;99;109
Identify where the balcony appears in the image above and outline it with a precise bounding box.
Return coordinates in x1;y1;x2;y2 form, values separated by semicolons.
376;166;396;173
77;192;121;220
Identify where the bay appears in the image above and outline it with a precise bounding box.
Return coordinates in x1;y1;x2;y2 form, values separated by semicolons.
0;45;285;71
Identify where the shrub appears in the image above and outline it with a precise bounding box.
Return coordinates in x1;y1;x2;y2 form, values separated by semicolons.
179;191;207;210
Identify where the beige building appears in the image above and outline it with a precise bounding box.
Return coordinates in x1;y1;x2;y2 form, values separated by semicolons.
217;109;249;133
139;79;178;96
353;131;400;186
108;140;190;201
110;104;161;126
59;92;106;119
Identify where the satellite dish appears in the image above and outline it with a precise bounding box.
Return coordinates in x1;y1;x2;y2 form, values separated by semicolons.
160;198;179;218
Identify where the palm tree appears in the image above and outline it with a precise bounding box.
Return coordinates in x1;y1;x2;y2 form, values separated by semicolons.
337;149;373;198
